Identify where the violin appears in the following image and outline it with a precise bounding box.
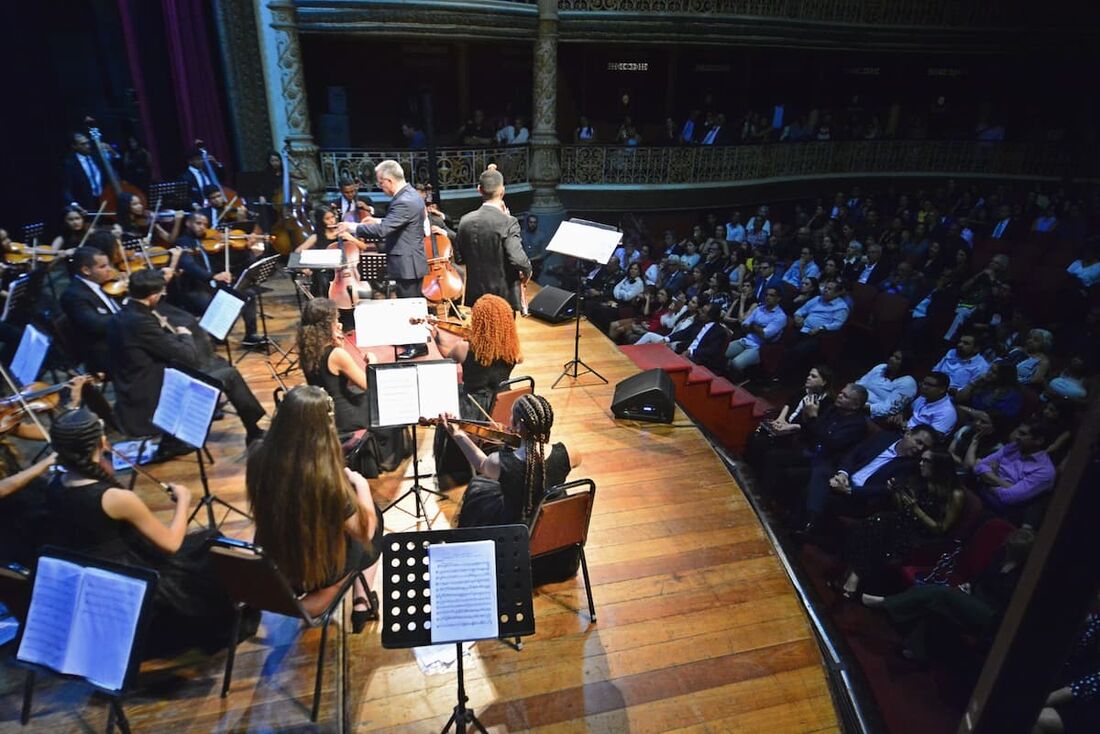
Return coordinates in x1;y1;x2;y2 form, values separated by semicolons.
0;376;102;434
200;231;271;254
409;314;471;339
418;417;521;448
3;243;60;264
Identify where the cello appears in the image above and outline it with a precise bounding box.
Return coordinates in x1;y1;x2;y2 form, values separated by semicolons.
419;184;463;315
327;203;367;309
269;143;313;256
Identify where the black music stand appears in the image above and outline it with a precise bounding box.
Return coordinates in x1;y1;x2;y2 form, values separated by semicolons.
148;181;190;211
153;364;249;529
15;547;158;734
368;361;457;528
1;270;46;326
358;251;389;296
381;526;535;734
233;254;288;364
546;219;621;390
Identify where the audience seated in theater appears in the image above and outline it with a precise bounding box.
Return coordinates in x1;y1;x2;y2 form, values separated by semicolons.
791;276;820;309
945;254;1009;341
948;409;1002;475
861;527;1035;665
787;278;850;369
997;328;1053;388
756;382;869;504
1031;604;1100;734
724;285;787;378
681;302;728;372
956;362;1025;423
832;448;964;598
609;285;664;344
933;333;991;392
856;350;918;420
782;246;821;289
1066;243;1100;288
878;260;926;305
751;256;785;301
798;424;939;534
973;421;1056;524
856;242;890;286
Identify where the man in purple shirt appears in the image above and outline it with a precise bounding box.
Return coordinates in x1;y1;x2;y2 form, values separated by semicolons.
975;422;1056;520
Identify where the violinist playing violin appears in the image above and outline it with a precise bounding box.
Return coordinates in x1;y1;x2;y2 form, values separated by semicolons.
0;374;94;567
430;294;524;487
442;393;581;545
173;212;262;346
200;185;251;231
454;166;531;313
117;191;184;244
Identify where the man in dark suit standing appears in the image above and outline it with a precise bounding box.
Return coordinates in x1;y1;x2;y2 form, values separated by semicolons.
340;159;428;298
108;269;265;449
60;246;120;374
454;167;531;312
61;132;107;210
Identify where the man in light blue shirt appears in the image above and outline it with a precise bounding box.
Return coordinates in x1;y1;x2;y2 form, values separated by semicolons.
725;286;788;375
933;333;990;392
781;248;822;289
894;371;958;435
794;280;849;334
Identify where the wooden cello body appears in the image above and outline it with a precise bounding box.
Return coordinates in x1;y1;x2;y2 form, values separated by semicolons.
269;146;313;256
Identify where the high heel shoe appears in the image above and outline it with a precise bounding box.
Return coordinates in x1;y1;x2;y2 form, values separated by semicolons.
351;596;372;634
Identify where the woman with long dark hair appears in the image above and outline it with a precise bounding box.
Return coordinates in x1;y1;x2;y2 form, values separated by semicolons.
116;191;183;243
297;297;370;437
49;205;89;251
246;385;382;632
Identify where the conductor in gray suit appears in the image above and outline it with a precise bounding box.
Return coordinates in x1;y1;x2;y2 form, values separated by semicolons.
339;159;428;298
455;167;532;312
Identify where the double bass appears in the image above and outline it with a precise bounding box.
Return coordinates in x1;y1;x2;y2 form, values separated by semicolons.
269;144;313;256
86;117;146;214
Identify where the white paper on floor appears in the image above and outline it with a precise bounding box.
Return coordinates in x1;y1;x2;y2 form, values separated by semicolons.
413;641;474;675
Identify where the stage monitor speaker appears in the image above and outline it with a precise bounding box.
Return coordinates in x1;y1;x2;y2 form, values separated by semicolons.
611;368;675;424
527;285;576;323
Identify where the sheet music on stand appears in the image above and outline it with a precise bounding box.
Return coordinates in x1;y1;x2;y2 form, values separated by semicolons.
21;222;45;243
368;360;459;428
10;324;50;387
198;285;247;341
1;271;44;324
15;548;157;695
288;250;344;270
545;218;622;265
152;365;222;448
353;297;430;348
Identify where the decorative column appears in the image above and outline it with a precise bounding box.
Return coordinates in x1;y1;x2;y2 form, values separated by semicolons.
213;0;272;172
529;0;565;220
258;0;323;192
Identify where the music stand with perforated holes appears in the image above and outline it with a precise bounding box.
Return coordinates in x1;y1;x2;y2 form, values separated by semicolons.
382;526;534;734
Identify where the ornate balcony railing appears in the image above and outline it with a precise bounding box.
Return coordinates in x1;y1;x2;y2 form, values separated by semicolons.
560;141;1080;186
319;147;530;192
555;0;1027;26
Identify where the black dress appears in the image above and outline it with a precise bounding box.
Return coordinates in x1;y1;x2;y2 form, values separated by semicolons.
433;352;515;487
843;482;952;581
457;443;578;585
0;445;51;567
305;346;368;436
45;475;243;656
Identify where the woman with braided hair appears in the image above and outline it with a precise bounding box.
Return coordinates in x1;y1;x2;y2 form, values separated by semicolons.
433;293;523;486
442;393;581;526
44;409;245;655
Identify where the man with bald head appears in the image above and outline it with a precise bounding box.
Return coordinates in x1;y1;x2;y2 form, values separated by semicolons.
454;166;532;312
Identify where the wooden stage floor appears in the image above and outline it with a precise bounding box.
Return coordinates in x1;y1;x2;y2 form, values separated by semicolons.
1;278;839;733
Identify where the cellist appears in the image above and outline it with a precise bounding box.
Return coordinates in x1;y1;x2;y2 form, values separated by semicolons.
335;174;373;224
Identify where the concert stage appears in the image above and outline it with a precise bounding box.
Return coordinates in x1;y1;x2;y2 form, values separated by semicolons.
0;280;839;733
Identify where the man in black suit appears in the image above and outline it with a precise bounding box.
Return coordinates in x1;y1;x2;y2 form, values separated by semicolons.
61;132;107;210
680;303;729;372
60;246;121;374
454;167;531;312
108;269;265;447
341;159;428;298
797;423;938;533
989;204;1021;241
182;147;223;208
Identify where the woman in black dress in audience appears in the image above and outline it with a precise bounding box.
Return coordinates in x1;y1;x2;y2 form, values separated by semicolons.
833;449;964;597
247;385;382;632
46;409;242;655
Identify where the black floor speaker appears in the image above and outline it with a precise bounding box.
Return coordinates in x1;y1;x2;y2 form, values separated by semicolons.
527;286;577;323
611;368;675;423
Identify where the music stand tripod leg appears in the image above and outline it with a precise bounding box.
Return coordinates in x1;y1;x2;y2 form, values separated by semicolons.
187;447;251;528
551;269;608;389
441;642;488;734
383;424;447;527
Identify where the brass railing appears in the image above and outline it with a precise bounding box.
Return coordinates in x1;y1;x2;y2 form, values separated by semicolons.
319;146;530;191
555;0;1024;26
559;141;1077;185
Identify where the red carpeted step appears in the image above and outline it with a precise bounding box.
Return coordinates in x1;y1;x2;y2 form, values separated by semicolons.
686;364;716;385
708;376;735;397
619;343;693;374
